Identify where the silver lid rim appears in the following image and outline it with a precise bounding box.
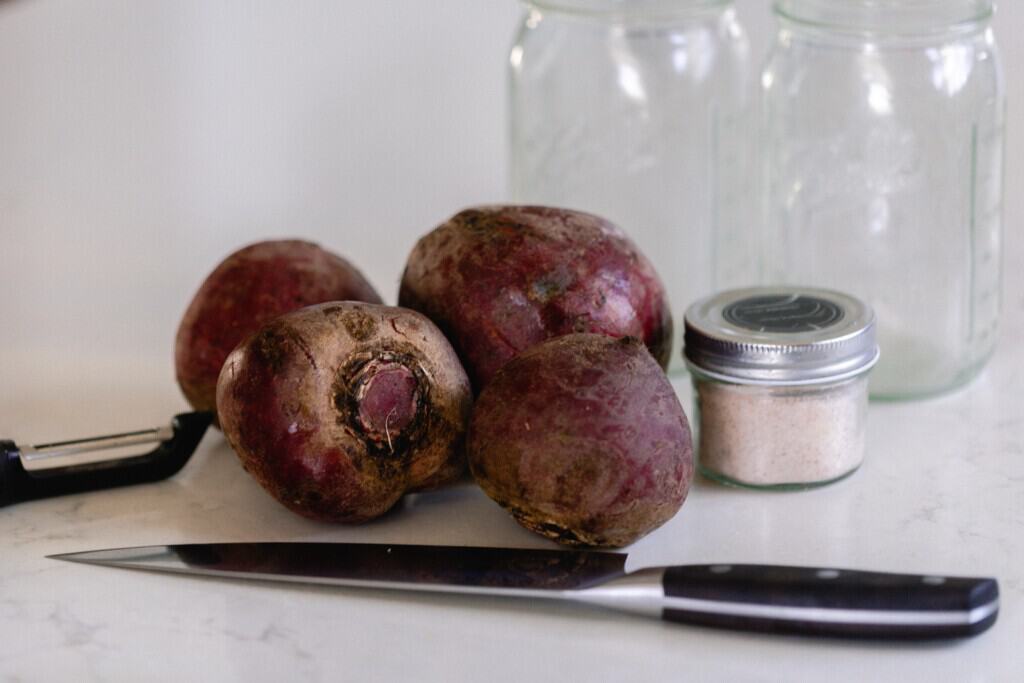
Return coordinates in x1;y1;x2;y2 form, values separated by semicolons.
683;286;879;386
685;347;880;387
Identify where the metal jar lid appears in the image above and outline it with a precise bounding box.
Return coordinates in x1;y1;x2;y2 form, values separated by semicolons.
683;286;879;386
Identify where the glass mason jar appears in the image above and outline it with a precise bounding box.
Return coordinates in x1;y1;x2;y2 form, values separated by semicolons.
684;287;879;490
509;0;751;373
759;0;1005;399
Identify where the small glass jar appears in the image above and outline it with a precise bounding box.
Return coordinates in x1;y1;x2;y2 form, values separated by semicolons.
758;0;1005;399
684;287;879;489
508;0;751;373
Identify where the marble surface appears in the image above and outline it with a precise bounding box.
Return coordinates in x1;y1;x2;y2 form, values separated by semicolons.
1;316;1022;682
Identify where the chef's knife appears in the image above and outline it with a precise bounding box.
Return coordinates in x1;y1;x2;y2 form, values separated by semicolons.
1;412;212;506
49;542;998;639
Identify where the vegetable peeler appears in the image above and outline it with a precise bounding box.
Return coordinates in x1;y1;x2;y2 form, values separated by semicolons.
0;411;212;506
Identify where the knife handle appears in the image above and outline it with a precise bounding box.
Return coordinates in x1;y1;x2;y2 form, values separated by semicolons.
0;412;212;507
659;564;999;639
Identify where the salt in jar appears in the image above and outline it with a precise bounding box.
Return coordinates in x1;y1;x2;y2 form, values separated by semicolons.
683;287;878;489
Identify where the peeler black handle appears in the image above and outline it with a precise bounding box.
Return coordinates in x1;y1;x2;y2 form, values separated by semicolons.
0;411;212;507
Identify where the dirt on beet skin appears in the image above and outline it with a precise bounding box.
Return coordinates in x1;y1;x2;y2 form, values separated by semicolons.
398;206;673;392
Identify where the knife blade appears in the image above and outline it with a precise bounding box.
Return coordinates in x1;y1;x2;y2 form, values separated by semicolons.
48;542;998;639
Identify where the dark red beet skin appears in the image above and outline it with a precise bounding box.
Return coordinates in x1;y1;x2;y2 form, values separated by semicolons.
175;240;381;418
398;206;673;392
467;334;693;548
216;302;472;523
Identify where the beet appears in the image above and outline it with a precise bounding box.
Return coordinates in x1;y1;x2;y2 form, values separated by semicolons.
175;240;381;418
216;302;471;523
467;334;693;548
398;206;672;391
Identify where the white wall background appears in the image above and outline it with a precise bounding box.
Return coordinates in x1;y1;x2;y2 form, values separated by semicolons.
0;1;1020;376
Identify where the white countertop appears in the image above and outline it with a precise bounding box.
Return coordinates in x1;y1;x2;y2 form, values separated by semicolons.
1;318;1022;681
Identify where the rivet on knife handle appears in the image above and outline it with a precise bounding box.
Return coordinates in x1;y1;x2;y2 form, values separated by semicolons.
0;411;212;506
